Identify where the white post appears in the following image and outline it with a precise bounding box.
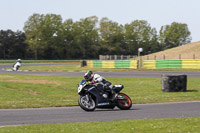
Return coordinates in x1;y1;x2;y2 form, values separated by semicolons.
138;48;143;69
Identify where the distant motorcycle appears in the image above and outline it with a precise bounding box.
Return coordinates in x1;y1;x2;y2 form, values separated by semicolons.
78;79;132;111
12;60;21;71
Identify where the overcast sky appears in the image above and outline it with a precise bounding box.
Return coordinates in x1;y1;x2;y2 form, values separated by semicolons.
0;0;199;42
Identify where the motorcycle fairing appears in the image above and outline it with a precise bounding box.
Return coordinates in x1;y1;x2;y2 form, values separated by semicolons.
86;85;113;107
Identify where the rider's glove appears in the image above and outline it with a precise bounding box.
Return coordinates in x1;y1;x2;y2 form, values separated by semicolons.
90;81;95;84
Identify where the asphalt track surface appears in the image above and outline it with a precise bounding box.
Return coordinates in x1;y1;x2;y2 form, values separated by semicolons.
0;64;200;126
1;63;200;78
0;101;199;126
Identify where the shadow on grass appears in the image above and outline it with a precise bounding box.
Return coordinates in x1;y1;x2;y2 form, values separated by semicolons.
186;90;198;92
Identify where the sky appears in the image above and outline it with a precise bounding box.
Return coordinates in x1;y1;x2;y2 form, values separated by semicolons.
0;0;199;42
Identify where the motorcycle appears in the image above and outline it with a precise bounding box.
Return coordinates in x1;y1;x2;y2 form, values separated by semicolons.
12;61;21;71
78;79;132;111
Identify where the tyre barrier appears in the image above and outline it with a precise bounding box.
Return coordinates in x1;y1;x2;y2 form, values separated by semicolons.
162;74;187;92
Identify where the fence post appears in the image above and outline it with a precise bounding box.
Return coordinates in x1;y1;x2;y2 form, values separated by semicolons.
154;55;156;60
163;55;165;60
193;54;195;59
99;55;103;60
114;55;117;60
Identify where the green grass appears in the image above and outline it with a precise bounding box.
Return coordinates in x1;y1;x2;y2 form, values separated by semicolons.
19;65;82;71
0;74;199;132
0;60;80;64
19;65;137;71
3;61;200;71
0;74;200;109
15;64;200;71
0;117;199;133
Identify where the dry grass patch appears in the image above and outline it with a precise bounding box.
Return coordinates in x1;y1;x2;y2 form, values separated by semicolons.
21;90;39;95
7;80;64;86
142;41;200;60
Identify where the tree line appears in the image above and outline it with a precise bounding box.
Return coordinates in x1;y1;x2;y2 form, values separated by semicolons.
0;13;192;59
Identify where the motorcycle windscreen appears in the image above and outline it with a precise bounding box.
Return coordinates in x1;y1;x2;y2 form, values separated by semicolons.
113;85;124;93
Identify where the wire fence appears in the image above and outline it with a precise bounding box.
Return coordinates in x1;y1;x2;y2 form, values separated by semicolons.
100;54;200;60
143;54;200;60
99;55;137;60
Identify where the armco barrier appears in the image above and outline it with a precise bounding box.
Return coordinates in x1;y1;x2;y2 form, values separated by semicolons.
93;60;102;68
86;60;137;69
115;60;130;68
182;60;200;69
87;60;200;69
102;61;115;68
87;60;93;68
144;60;200;69
143;60;156;69
130;60;138;69
156;60;182;69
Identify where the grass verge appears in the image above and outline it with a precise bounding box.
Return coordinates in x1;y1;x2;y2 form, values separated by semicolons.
0;117;199;133
0;74;200;109
19;65;136;71
0;60;80;64
17;64;200;71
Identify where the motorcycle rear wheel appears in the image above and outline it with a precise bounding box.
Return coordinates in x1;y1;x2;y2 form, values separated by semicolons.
78;95;96;111
117;93;132;110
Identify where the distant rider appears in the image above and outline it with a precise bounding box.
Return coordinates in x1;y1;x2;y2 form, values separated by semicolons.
84;70;115;100
12;59;22;71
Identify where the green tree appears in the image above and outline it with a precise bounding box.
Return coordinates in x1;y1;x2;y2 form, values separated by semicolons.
24;13;44;59
0;30;27;59
0;30;15;59
24;13;62;59
124;20;159;55
23;13;192;59
159;22;191;50
99;17;125;55
72;16;99;59
57;19;74;59
11;31;27;59
39;14;63;59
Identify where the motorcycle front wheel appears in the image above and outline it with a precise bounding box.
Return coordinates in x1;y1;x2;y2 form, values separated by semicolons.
116;93;132;110
78;95;96;111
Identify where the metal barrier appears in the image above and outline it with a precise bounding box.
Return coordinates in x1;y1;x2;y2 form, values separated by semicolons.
87;59;200;69
99;55;137;60
143;59;200;69
86;60;138;69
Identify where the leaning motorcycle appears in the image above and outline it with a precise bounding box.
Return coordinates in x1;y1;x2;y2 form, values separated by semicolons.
78;79;132;111
12;62;21;71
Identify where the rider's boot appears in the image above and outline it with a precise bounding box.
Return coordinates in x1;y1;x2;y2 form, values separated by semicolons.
110;89;116;101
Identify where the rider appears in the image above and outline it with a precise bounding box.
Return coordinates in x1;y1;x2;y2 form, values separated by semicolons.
84;70;116;100
12;59;22;71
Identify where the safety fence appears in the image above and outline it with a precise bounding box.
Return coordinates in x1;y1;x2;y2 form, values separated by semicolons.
99;55;137;60
86;60;200;69
143;60;200;69
87;60;138;69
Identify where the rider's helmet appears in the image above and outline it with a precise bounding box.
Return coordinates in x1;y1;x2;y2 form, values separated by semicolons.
17;59;21;63
84;71;94;81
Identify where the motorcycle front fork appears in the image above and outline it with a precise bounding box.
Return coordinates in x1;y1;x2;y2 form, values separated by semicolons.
85;94;91;102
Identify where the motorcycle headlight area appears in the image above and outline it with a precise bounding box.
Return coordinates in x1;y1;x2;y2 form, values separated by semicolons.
78;84;86;93
78;85;83;93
